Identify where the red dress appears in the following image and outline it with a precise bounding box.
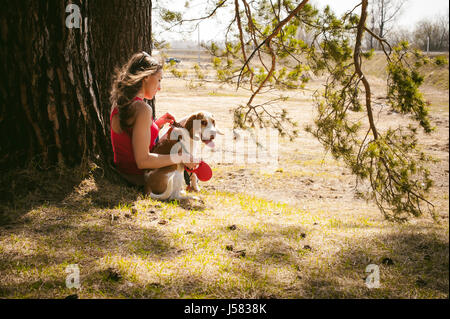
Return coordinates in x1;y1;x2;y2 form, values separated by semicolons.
110;97;159;175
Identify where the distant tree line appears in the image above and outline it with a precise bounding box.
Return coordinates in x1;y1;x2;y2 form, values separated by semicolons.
387;13;449;51
363;0;449;52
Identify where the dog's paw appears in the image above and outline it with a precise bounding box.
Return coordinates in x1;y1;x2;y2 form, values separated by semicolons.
186;185;201;193
174;193;199;201
179;190;188;196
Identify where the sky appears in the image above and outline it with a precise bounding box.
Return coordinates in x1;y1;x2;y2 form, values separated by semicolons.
316;0;449;28
153;0;449;42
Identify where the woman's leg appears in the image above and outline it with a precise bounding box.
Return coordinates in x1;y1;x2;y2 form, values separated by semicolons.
118;171;145;186
109;160;145;188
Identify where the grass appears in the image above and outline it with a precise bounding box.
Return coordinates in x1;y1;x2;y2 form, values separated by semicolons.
0;163;448;299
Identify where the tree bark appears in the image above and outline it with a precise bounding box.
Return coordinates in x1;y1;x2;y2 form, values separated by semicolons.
0;0;153;170
89;0;153;129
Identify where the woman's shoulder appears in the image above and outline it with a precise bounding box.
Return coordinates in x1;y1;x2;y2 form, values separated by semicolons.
130;100;153;126
131;99;152;118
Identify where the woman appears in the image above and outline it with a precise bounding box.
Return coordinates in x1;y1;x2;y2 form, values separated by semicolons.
110;51;197;186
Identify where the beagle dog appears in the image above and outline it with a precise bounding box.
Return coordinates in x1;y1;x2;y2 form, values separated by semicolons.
144;111;222;201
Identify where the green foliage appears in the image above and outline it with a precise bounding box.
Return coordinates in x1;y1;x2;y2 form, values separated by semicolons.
434;55;449;66
355;127;435;221
212;57;221;68
210;50;238;83
152;34;171;50
362;49;375;59
303;5;435;220
387;44;433;133
160;9;182;23
163;62;187;79
193;63;205;80
170;68;187;78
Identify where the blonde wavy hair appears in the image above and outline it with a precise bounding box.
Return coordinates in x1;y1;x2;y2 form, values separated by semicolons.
110;52;163;131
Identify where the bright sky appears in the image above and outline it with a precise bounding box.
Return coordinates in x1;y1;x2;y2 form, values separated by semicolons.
153;0;449;42
315;0;449;28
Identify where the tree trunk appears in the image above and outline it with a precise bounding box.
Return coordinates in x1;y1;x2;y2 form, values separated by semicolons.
369;7;375;50
89;0;153;131
0;0;153;170
379;0;385;39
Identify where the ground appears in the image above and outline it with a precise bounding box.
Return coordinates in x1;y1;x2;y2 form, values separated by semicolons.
0;53;448;299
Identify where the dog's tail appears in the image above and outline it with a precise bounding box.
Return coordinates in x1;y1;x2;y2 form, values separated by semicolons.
150;173;174;201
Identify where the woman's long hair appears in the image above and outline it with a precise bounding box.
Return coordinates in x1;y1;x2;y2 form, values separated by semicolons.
110;52;163;131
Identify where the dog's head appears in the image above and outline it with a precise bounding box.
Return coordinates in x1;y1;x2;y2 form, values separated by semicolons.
184;111;223;148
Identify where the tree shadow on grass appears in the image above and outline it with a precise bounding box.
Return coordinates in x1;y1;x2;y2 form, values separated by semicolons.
328;230;449;298
0;278;68;298
210;223;449;298
0;165;143;227
0;218;184;297
0;163;208;230
0;164;210;297
2;218;446;298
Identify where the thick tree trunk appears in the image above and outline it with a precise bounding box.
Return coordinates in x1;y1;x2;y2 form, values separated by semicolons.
0;0;153;170
89;0;153;131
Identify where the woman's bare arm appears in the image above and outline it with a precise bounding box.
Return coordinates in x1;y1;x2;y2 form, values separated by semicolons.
132;101;178;169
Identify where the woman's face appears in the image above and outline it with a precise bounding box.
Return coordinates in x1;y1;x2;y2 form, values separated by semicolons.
143;70;162;99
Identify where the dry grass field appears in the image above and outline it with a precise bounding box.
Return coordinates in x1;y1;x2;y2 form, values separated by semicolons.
0;51;448;299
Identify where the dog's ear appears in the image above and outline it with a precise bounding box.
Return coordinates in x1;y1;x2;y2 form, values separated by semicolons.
184;113;197;135
185;112;204;137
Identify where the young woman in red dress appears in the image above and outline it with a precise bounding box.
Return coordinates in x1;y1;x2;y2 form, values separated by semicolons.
110;51;197;186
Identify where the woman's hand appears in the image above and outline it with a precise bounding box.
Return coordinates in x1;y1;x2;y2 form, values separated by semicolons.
155;112;175;129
